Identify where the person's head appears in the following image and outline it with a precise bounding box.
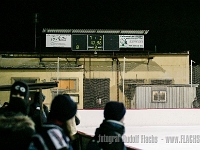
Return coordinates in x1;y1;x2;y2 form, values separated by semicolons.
8;81;30;115
104;101;126;123
48;94;77;126
2;102;9;108
34;92;46;103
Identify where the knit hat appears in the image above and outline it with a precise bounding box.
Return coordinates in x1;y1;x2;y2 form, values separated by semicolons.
104;101;126;121
48;94;77;122
8;81;30;115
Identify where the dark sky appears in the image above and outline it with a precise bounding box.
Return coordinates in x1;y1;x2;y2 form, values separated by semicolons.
1;0;200;63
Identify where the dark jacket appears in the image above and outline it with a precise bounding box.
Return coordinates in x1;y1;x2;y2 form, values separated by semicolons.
29;102;49;131
29;92;49;130
87;120;127;150
0;112;35;150
30;124;73;150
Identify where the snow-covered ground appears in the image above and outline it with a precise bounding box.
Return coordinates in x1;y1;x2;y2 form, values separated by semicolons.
77;125;200;150
77;109;200;150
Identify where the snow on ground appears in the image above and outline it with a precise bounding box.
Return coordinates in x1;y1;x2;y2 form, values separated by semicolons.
77;109;200;150
77;125;200;150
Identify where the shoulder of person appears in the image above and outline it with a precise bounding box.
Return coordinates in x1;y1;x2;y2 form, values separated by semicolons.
29;124;71;150
0;114;35;131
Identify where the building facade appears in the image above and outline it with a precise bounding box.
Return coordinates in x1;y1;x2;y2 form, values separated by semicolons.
0;51;195;109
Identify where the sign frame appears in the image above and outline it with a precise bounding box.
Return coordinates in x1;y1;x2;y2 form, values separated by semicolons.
46;34;71;48
119;35;144;48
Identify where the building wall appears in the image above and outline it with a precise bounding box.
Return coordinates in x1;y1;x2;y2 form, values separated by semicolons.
81;55;189;84
135;86;196;109
0;53;190;108
0;70;83;109
80;54;190;105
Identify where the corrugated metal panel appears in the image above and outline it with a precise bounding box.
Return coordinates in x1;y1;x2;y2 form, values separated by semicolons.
42;28;149;35
135;86;196;108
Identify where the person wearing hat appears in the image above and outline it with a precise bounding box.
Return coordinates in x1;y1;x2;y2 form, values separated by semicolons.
0;81;35;150
30;94;77;150
63;94;81;150
87;101;127;150
192;97;200;108
29;92;49;131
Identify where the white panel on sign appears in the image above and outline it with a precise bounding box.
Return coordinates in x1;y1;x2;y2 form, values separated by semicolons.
119;35;144;48
46;34;71;47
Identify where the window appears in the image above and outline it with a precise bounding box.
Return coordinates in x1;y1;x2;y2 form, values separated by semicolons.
150;79;173;85
152;90;167;102
11;77;39;84
51;78;78;92
123;79;146;84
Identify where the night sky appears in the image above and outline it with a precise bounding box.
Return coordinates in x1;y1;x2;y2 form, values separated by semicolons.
1;0;200;63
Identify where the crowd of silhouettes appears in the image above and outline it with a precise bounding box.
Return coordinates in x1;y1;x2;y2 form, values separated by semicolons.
0;81;127;150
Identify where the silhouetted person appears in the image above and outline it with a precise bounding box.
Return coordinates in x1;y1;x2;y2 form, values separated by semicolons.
29;94;77;150
192;97;200;108
0;81;35;150
29;92;49;131
2;102;9;108
87;101;127;150
0;102;9;113
63;94;81;150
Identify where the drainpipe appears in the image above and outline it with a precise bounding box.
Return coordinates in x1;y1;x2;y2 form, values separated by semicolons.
191;59;192;87
116;59;119;102
57;57;59;95
122;57;126;103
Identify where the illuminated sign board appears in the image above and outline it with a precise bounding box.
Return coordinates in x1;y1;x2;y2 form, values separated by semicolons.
72;35;119;51
87;34;103;50
46;34;71;47
119;35;144;48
